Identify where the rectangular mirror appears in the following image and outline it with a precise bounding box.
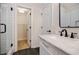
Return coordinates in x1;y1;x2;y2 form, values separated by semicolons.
59;3;79;28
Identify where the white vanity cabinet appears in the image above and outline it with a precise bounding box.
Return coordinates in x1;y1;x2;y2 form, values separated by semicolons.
39;34;79;55
40;39;68;55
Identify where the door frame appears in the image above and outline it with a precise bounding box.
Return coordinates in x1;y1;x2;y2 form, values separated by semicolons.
14;4;32;52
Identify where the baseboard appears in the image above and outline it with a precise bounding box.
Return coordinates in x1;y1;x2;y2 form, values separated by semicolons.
7;47;14;55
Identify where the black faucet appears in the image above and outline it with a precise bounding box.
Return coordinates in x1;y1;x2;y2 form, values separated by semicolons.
60;29;68;37
70;32;77;38
70;32;74;38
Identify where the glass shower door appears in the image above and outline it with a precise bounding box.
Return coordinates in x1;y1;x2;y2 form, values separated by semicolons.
0;3;13;55
0;3;7;54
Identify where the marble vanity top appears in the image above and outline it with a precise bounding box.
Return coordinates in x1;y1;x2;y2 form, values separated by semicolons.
39;34;79;55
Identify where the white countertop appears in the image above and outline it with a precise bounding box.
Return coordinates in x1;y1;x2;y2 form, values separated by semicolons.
39;34;79;55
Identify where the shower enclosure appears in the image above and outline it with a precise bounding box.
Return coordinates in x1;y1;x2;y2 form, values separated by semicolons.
0;3;13;54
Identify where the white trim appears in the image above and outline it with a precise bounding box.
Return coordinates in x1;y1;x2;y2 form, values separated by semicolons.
7;46;14;55
14;4;18;52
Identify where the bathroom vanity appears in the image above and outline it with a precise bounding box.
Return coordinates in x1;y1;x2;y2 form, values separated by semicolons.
39;34;79;55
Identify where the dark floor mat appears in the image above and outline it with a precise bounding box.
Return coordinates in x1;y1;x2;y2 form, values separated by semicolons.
13;47;40;55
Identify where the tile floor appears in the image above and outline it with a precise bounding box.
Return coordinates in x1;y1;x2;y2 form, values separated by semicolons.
13;40;39;55
18;40;29;50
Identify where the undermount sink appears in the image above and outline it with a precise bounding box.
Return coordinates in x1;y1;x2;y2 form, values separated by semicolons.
44;34;68;40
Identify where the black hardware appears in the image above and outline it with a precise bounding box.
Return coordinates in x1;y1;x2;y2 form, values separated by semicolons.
29;26;31;29
47;30;51;32
41;26;43;29
30;40;31;48
70;32;74;38
68;26;70;28
0;24;6;33
60;29;68;37
70;32;77;38
30;13;31;15
11;7;13;11
11;43;13;47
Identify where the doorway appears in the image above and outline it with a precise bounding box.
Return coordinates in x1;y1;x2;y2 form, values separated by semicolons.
17;6;31;51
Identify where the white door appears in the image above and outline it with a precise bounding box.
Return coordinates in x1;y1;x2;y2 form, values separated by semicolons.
0;3;13;54
26;11;31;48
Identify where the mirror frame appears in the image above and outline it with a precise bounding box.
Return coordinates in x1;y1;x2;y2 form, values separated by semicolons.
59;3;79;28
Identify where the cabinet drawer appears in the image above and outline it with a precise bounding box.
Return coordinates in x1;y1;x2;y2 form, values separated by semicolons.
40;43;51;55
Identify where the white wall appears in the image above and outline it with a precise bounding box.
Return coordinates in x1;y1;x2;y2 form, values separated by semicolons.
31;4;52;47
41;4;52;34
51;3;79;38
